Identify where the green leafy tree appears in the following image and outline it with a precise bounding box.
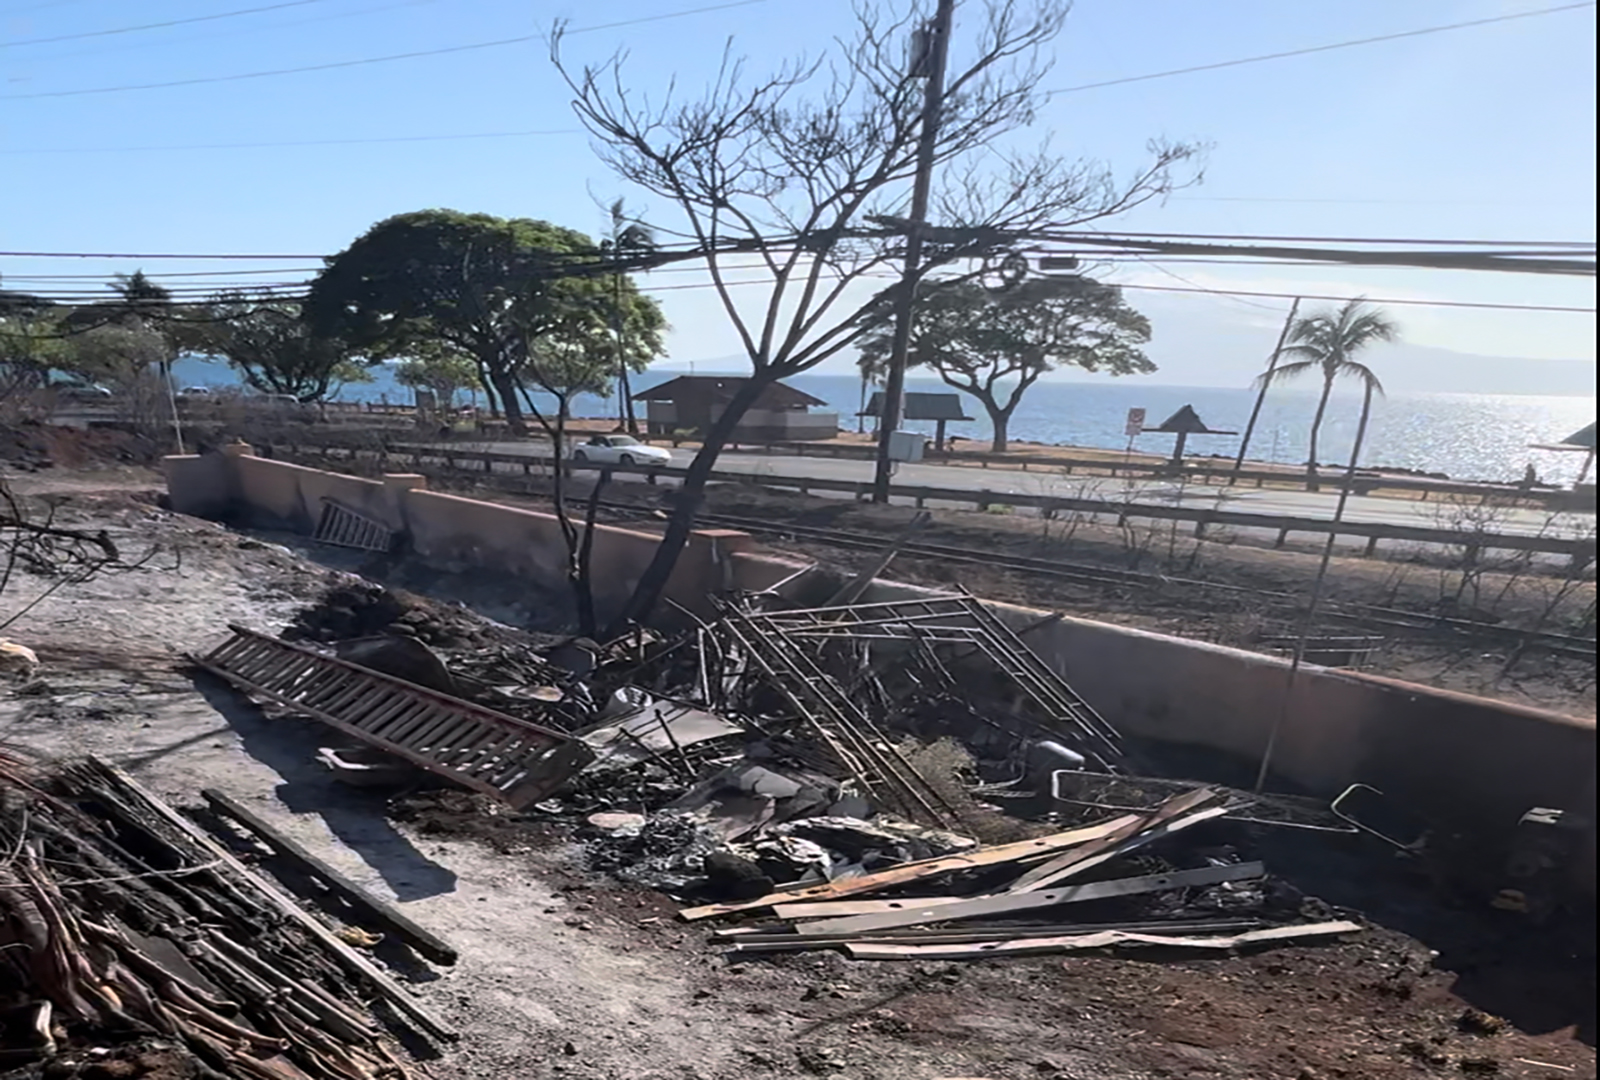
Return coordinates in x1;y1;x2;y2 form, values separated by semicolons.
183;293;374;402
394;346;482;410
67;324;170;386
1256;299;1397;490
857;277;1153;452
305;209;664;433
0;295;70;402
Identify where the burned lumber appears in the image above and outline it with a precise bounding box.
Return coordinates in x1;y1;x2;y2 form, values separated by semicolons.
201;788;459;966
1006;787;1229;893
88;758;458;1045
0;750;446;1078
788;861;1266;937
843;920;1363;961
677;816;1140;921
721;917;1267;953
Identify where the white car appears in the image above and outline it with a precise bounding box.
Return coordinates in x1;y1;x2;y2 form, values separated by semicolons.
569;433;672;468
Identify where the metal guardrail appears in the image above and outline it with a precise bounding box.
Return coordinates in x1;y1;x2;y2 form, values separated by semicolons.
749;440;1594;508
280;441;1597;566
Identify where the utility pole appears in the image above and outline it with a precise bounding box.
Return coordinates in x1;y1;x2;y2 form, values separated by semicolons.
1229;296;1299;485
871;0;956;503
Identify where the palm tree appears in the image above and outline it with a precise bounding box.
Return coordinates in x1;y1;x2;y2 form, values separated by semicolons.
1257;299;1398;491
606;199;656;433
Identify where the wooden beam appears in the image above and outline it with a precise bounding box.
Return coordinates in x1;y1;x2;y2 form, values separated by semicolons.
202;789;458;967
791;861;1264;937
771;896;969;920
677;815;1140;921
845;920;1363;961
1007;788;1223;893
89;759;458;1043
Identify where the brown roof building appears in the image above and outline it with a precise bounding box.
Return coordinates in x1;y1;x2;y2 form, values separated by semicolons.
633;375;838;443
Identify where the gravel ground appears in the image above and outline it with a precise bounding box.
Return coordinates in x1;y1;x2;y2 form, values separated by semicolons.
0;473;1594;1080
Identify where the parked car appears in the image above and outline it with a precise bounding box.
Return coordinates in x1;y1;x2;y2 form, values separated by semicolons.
179;385;213;398
248;393;319;421
569;433;673;467
56;382;112;401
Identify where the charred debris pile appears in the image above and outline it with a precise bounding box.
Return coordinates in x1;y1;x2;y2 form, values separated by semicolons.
193;578;1372;959
0;753;452;1080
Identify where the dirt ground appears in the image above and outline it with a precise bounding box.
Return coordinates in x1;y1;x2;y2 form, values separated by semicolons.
0;468;1595;1080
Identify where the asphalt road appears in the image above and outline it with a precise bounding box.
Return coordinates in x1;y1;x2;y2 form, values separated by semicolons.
442;441;1596;541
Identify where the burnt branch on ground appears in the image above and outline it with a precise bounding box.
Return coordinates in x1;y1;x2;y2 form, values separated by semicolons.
0;474;171;632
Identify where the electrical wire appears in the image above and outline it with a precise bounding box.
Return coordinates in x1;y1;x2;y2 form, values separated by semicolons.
0;130;580;156
19;0;438;67
1106;281;1597;314
13;271;1595;316
2;0;778;100
1040;229;1596;249
1049;2;1597;95
3;0;323;47
0;268;323;280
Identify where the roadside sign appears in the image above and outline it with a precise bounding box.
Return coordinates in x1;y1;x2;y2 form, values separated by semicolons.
1125;408;1146;438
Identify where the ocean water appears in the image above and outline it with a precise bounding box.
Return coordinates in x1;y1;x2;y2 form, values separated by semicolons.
171;357;1597;486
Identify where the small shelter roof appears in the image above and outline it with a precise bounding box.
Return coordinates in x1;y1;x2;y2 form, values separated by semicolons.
859;392;973;422
1146;404;1235;435
631;375;827;409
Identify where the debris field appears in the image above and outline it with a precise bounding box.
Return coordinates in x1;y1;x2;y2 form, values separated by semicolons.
0;490;1593;1080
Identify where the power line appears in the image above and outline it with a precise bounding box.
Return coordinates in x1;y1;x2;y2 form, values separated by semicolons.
1043;229;1596;249
0;131;580;156
1;250;326;260
4;0;322;47
1174;195;1559;207
0;268;323;280
2;0;777;100
1109;281;1597;314
1050;2;1597;95
5;0;99;15
16;0;436;66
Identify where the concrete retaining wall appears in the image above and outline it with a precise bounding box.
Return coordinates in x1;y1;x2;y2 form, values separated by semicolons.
163;446;751;624
732;551;1597;887
164;448;1596;892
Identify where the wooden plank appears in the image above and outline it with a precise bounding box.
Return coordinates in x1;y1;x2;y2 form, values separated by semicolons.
844;920;1363;961
89;759;458;1043
202;789;459;967
676;815;1141;922
1010;803;1235;893
772;896;969;920
722;918;1264;953
1006;787;1222;894
793;861;1264;937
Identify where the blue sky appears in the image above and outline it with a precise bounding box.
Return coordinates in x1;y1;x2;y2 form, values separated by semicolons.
2;0;1595;391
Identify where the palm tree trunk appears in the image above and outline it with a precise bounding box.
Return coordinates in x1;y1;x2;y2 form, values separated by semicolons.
1305;372;1335;492
1354;381;1374;477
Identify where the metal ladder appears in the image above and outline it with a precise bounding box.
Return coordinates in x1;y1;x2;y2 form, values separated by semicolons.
313;499;397;552
196;626;592;807
953;596;1124;768
720;609;958;829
